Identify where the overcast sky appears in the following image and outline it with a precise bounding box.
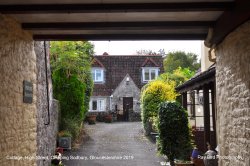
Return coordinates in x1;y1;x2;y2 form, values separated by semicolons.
91;40;203;59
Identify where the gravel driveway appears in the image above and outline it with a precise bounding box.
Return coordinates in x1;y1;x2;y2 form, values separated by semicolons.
62;122;166;166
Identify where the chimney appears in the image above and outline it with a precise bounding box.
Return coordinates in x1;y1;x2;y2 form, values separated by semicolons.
103;52;109;56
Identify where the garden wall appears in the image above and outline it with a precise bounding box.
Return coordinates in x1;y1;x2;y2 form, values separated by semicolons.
35;41;59;166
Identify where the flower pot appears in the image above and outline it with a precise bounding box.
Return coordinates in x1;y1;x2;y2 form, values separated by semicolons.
191;158;205;166
174;161;194;166
191;149;199;159
88;115;96;124
105;114;112;123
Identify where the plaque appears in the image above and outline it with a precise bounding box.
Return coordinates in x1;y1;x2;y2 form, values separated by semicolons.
23;80;33;103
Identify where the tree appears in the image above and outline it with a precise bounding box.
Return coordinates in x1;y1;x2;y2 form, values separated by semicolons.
163;51;200;73
158;67;195;86
50;41;94;139
136;49;165;56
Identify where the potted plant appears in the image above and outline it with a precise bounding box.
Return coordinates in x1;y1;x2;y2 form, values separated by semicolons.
157;101;194;166
57;130;72;150
191;148;205;166
87;114;97;124
174;160;194;166
104;112;113;123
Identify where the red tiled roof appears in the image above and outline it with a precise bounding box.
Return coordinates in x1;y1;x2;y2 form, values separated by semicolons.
92;58;105;68
141;57;159;67
92;55;164;96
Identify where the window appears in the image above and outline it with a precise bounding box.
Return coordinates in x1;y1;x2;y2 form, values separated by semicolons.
142;67;159;82
90;99;105;112
92;68;104;83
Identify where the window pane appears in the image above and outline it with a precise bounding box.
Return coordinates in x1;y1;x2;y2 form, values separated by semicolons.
151;70;156;80
95;69;103;81
96;72;102;81
99;100;104;111
144;69;150;80
92;100;97;110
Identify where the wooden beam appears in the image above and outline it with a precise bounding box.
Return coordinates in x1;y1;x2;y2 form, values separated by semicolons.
33;33;207;41
22;21;214;30
203;84;211;150
211;83;217;149
0;2;234;14
182;92;188;110
209;0;250;46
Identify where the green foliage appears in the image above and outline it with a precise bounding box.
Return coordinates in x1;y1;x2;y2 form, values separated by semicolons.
58;130;72;137
50;41;94;140
157;101;193;165
163;51;200;73
159;67;195;86
136;49;165;56
141;80;178;132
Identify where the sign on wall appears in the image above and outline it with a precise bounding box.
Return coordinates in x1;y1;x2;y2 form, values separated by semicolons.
23;80;33;103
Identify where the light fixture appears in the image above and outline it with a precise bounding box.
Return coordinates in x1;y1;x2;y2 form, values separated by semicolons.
126;77;130;85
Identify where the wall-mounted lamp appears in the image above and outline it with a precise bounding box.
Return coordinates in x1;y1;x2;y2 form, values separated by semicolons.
126;77;130;85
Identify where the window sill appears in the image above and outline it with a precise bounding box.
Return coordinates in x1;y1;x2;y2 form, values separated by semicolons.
89;110;106;112
94;82;105;84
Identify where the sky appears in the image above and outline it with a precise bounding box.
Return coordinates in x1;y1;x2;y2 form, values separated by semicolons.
91;40;203;59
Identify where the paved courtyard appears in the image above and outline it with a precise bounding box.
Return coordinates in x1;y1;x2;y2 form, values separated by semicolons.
63;122;166;166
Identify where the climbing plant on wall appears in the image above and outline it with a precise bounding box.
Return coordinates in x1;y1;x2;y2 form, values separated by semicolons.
50;41;94;139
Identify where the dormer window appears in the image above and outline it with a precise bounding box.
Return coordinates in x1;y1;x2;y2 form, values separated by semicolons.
142;67;159;82
92;68;104;83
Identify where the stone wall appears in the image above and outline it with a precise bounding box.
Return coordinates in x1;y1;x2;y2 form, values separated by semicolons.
216;20;250;166
35;41;58;166
0;15;37;166
112;74;141;121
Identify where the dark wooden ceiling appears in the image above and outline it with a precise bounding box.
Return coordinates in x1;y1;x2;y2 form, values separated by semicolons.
0;0;249;45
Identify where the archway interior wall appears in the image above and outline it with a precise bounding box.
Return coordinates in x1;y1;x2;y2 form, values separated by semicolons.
0;14;37;165
216;20;250;166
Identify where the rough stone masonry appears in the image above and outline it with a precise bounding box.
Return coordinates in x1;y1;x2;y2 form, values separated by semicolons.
0;15;59;166
216;20;250;166
0;15;37;166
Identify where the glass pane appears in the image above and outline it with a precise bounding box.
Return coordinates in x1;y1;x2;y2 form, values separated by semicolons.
196;117;204;130
92;100;97;110
144;69;149;80
151;70;156;80
99;100;104;111
95;70;102;81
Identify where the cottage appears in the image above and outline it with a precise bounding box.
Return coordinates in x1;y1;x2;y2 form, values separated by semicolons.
89;54;164;121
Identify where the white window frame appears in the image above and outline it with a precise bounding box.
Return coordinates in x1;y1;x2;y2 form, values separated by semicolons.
89;98;106;112
92;68;104;83
142;67;159;82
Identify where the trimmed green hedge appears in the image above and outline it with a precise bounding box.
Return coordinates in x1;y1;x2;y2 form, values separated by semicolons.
157;101;193;164
50;41;94;140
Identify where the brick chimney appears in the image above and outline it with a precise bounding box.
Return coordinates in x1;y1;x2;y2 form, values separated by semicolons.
103;52;109;56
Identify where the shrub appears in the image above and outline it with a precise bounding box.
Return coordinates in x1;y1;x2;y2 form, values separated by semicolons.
50;41;94;140
141;80;177;134
157;101;193;165
58;130;72;137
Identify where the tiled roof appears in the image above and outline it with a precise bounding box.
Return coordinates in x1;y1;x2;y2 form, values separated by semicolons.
92;55;164;96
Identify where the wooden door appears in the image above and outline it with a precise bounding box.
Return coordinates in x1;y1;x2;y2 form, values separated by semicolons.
123;97;133;121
